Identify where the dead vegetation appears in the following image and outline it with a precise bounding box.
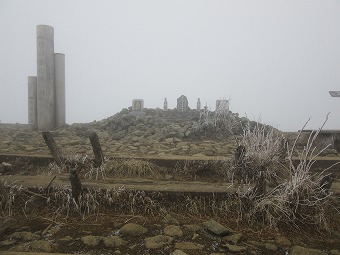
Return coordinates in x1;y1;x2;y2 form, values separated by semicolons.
0;117;339;232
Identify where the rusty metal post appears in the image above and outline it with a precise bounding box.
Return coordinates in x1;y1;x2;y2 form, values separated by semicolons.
89;132;104;167
42;131;64;166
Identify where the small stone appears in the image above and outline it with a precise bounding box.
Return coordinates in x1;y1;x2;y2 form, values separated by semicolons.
30;240;52;252
81;235;102;246
247;240;277;251
183;224;201;232
223;233;242;244
291;246;328;255
165;174;173;180
223;243;247;252
114;250;122;255
192;233;199;240
120;223;148;236
264;243;277;251
175;242;204;250
275;235;292;247
102;236;127;247
11;231;40;241
164;214;179;225
172;250;188;255
59;236;73;241
203;219;233;236
145;235;173;249
164;225;183;237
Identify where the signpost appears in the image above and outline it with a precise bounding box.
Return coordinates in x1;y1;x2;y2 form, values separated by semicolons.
329;91;340;97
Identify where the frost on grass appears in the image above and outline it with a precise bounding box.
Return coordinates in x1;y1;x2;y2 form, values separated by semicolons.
232;115;339;229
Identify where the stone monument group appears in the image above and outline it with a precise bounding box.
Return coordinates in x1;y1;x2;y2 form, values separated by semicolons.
27;25;228;130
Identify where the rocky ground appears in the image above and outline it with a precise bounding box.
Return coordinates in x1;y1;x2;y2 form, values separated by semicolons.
1;213;340;255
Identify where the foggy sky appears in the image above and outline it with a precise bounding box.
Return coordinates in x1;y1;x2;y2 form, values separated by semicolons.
0;0;339;131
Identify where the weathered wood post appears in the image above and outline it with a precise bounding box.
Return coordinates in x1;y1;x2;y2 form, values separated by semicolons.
69;169;82;201
89;132;104;167
319;173;336;197
235;145;246;166
254;171;267;197
278;137;288;162
42;131;64;166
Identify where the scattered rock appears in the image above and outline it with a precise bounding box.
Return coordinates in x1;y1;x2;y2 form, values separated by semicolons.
81;235;102;246
164;214;180;225
175;242;204;250
172;250;188;255
223;233;242;244
145;235;173;249
30;240;52;252
164;225;183;237
223;243;247;252
275;235;292;247
183;224;201;232
247;240;277;251
11;231;40;241
291;245;328;255
203;219;233;236
102;236;127;247
59;236;73;242
120;223;148;236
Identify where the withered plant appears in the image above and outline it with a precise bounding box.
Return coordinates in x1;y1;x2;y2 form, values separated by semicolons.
0;179;23;216
234;115;339;229
105;158;157;178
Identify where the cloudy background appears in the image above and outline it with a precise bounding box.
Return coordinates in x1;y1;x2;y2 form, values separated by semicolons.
0;0;339;131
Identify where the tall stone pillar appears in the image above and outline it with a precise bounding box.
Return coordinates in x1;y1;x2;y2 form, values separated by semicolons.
163;98;168;111
37;25;55;130
27;76;37;128
197;98;201;111
54;53;65;127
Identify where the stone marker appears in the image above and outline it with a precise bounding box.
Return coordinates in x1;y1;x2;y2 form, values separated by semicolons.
131;99;145;116
177;95;188;112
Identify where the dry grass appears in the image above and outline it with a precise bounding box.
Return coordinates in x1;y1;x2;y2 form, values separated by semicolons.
105;158;157;177
233;115;339;229
174;159;231;179
0;179;23;216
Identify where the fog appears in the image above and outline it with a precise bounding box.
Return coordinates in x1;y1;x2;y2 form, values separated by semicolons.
0;0;339;131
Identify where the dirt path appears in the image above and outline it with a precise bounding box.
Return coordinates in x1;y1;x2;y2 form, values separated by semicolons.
3;174;340;194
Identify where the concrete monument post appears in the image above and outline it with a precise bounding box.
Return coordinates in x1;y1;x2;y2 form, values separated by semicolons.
163;98;168;111
37;25;55;130
27;76;37;128
55;53;66;127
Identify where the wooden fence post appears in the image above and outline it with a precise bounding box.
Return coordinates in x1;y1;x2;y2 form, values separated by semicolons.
42;131;64;166
89;132;104;167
